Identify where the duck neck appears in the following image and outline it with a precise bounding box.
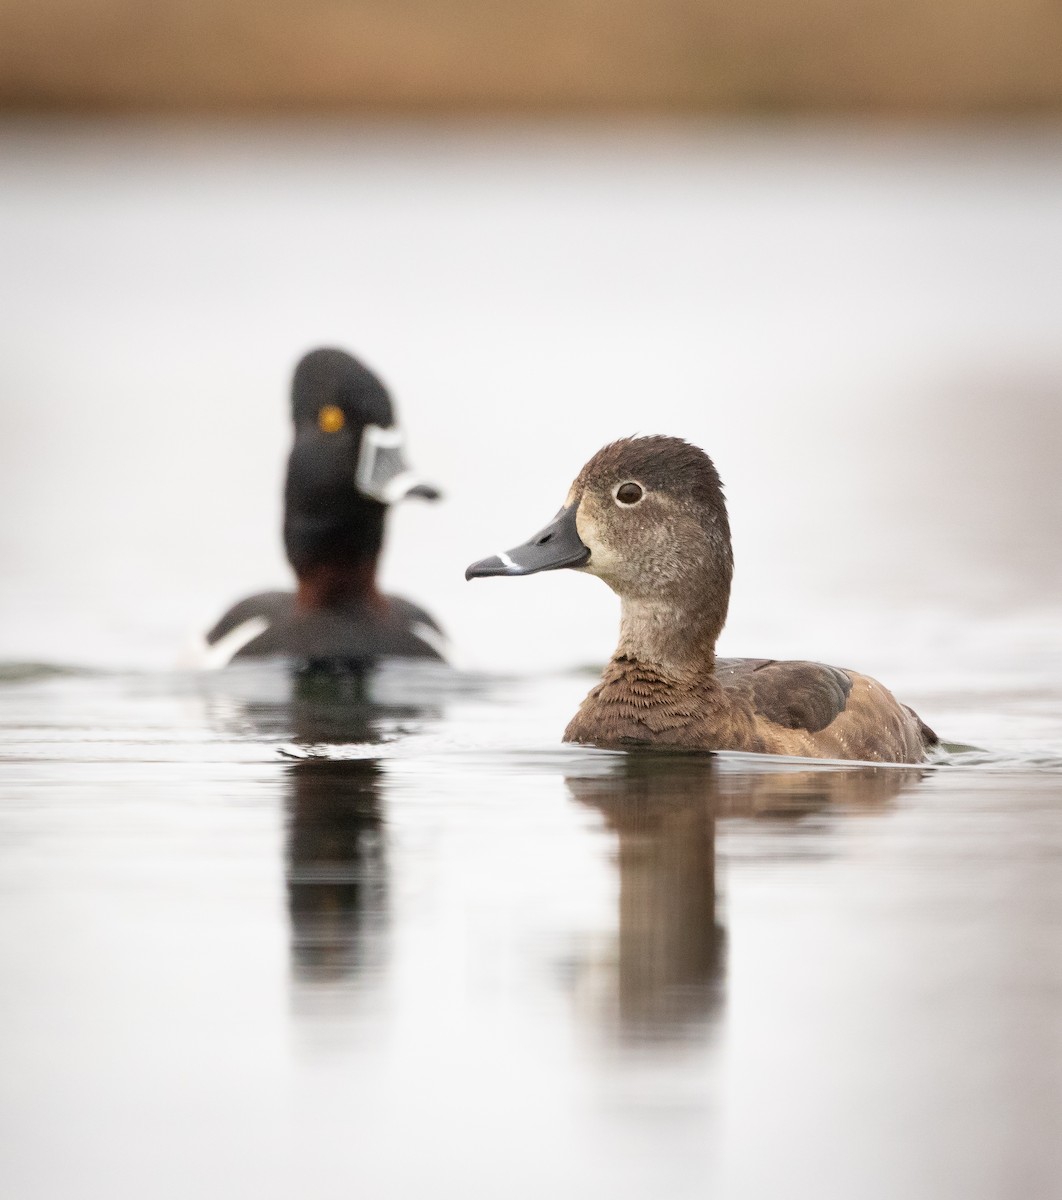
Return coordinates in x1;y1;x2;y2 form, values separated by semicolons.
295;554;382;612
615;596;720;680
284;494;388;612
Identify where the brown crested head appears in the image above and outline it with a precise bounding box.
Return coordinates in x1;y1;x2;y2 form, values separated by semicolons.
568;436;733;618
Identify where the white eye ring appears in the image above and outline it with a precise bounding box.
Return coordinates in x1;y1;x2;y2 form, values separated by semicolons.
614;481;645;506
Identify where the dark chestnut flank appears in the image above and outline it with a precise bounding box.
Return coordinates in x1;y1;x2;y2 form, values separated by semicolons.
466;436;936;763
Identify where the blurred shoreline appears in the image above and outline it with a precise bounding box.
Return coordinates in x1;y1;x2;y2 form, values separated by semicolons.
1;1;1060;116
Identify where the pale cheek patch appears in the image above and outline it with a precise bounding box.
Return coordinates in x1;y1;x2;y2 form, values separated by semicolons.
575;507;617;581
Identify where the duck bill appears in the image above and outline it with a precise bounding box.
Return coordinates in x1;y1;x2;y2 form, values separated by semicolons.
465;505;589;579
356;424;441;504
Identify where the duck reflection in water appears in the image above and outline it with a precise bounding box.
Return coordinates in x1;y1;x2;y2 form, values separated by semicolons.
201;662;442;986
286;754;387;983
281;667;439;987
566;753;724;1041
565;753;925;1044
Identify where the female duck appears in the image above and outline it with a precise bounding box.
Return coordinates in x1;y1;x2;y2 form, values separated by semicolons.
466;436;936;763
202;348;446;668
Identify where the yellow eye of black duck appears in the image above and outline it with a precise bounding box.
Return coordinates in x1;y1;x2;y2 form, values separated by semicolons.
615;481;644;505
318;405;345;434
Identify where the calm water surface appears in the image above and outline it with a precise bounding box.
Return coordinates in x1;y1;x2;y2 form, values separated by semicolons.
1;660;1059;1200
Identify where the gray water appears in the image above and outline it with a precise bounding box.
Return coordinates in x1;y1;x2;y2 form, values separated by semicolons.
0;660;1060;1199
1;120;1062;1197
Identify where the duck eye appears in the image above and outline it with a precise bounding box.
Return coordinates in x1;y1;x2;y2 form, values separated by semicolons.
318;405;345;434
615;482;644;505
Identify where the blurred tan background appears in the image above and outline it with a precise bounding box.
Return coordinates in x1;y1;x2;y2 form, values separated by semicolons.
2;0;1061;114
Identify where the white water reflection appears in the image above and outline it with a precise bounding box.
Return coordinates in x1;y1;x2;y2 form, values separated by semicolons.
2;667;1051;1200
2;664;1058;1199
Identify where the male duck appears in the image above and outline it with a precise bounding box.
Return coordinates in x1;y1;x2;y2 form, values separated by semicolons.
203;348;446;667
466;436;936;763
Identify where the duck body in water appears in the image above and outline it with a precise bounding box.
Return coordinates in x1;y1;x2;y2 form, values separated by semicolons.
466;436;936;763
202;348;446;668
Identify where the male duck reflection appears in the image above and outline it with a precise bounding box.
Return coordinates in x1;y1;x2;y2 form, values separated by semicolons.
466;436;936;763
203;348;446;667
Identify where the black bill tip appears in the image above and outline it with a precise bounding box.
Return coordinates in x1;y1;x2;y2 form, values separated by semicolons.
465;504;590;581
465;553;529;580
406;482;442;502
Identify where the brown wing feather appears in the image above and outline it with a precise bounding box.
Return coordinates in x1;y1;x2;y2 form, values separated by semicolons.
718;658;853;734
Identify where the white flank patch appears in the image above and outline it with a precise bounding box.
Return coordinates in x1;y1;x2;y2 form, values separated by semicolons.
411;621;450;661
196;616;271;670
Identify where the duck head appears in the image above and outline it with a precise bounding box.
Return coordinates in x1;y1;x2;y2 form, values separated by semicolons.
284;348;439;602
466;436;734;668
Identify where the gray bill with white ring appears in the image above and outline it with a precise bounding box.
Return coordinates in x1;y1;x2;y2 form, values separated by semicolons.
465;504;590;579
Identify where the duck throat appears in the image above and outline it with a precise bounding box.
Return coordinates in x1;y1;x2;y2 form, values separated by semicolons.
615;596;720;680
294;555;383;612
285;497;387;612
